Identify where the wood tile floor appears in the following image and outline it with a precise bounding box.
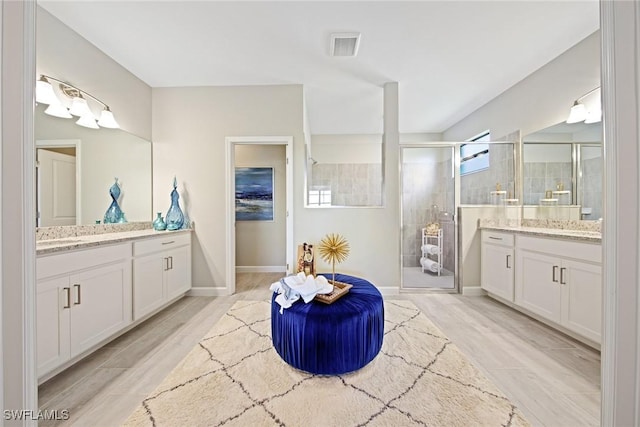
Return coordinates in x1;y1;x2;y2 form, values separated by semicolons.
38;272;600;426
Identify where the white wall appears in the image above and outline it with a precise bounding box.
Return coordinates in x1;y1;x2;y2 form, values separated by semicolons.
600;1;640;423
310;134;382;164
36;7;151;140
154;83;402;291
152;85;304;290
235;145;286;269
444;31;601;142
2;0;38;420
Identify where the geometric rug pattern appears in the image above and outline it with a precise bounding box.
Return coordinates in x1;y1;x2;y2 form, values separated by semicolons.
124;299;530;426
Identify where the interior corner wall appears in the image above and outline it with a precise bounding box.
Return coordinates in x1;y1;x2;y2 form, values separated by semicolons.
152;85;304;289
443;30;601;142
36;7;152;140
235;145;286;269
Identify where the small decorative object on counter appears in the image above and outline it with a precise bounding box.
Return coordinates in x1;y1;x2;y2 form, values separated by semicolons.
165;176;185;231
104;178;124;224
153;212;167;231
317;233;350;284
297;242;315;276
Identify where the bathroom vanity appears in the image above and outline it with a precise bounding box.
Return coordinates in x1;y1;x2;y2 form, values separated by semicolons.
480;221;601;348
36;226;192;382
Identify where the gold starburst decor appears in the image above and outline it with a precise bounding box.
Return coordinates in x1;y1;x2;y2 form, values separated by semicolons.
317;233;350;283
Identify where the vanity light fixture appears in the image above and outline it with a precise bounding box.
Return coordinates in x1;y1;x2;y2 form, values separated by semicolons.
35;74;120;129
566;87;601;124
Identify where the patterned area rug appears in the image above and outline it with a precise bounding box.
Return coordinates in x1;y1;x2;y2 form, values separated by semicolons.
124;300;529;426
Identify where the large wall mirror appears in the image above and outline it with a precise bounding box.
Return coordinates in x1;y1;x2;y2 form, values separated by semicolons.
35;104;152;226
305;134;383;207
459;141;517;205
522;121;602;220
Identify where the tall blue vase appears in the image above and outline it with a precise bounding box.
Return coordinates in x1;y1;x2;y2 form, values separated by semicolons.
166;177;185;231
103;178;124;224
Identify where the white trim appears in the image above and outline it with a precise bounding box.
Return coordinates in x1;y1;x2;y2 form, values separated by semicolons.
461;286;486;297
601;1;640;425
35;139;82;226
225;136;294;296
0;0;4;413
377;287;400;296
2;0;37;422
186;287;230;297
235;266;286;273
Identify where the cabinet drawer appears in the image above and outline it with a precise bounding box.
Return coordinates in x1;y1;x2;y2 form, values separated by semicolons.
517;235;601;264
133;232;191;256
37;243;131;280
481;230;514;247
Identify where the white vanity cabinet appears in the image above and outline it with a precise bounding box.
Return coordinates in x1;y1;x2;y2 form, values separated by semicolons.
480;231;515;301
37;243;132;378
515;235;602;343
133;233;191;320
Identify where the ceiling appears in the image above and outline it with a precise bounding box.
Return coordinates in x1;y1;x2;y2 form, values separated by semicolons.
39;1;600;135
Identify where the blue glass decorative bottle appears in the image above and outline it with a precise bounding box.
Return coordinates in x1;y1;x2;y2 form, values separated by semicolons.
153;212;167;231
103;178;123;224
165;177;185;231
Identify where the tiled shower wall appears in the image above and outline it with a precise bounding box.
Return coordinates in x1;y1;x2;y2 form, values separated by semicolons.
580;156;602;220
460;144;515;204
523;162;573;205
402;159;455;272
311;163;382;206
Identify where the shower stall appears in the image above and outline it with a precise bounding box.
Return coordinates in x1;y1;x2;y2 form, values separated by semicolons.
400;145;457;291
400;141;517;292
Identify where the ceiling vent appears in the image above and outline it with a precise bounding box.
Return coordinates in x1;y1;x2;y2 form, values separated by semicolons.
330;33;361;57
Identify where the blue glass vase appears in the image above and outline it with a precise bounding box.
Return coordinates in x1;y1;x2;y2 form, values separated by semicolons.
165;177;185;231
103;178;123;224
153;212;167;231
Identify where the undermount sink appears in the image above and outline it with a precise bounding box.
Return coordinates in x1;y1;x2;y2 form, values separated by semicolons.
37;239;83;246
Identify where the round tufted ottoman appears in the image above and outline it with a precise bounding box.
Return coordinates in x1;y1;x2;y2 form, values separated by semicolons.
271;273;384;375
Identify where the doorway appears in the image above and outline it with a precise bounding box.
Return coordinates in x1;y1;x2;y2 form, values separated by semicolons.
225;136;293;295
400;145;458;291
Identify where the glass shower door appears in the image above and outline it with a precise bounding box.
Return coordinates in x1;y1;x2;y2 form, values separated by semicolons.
400;146;456;291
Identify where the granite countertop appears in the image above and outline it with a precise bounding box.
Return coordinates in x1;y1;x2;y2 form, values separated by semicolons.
36;228;192;255
480;223;601;243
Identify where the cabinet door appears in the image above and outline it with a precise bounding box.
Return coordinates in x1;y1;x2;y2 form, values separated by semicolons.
166;245;191;301
515;250;562;323
561;259;602;343
69;261;132;357
36;276;71;377
133;253;166;320
481;243;514;301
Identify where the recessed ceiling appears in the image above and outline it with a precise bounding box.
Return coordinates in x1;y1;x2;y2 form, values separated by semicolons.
38;1;600;135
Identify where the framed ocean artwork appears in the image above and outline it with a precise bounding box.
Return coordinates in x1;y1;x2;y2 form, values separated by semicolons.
235;167;274;221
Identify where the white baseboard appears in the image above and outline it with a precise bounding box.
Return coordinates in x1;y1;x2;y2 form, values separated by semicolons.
378;287;400;296
236;265;286;273
187;287;230;297
461;286;486;296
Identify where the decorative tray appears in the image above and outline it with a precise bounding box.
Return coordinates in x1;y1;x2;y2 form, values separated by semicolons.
314;280;352;304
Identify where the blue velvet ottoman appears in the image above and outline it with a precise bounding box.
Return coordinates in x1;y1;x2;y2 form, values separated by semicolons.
271;273;384;375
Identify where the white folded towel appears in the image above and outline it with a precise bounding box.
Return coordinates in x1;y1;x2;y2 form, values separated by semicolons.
269;273;334;313
421;244;440;255
420;257;440;273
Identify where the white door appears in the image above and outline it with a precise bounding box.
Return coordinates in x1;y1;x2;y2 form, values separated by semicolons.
37;149;76;226
69;261;131;357
481;243;514;301
515;249;562;322
36;275;71;378
561;259;602;342
166;245;191;301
